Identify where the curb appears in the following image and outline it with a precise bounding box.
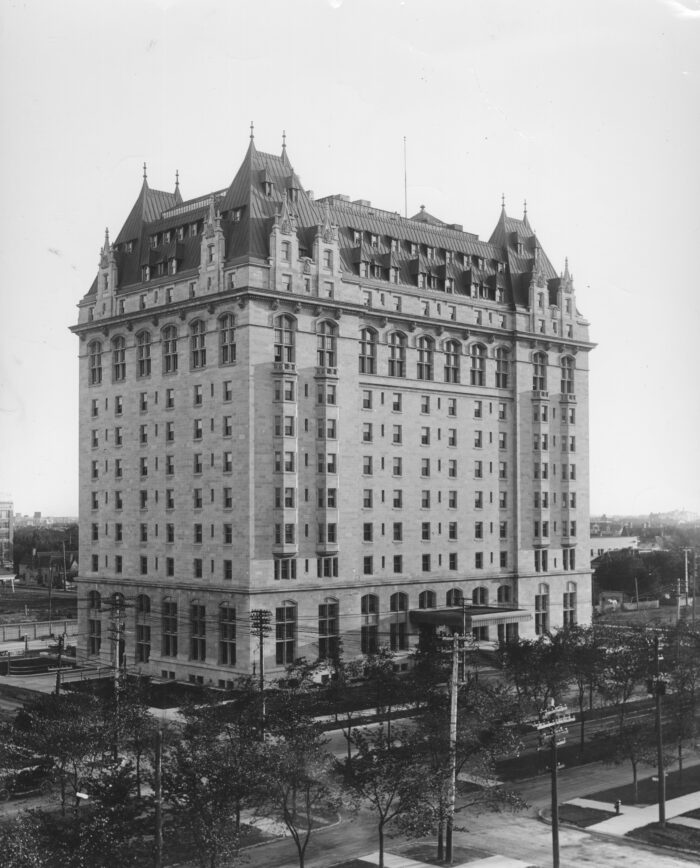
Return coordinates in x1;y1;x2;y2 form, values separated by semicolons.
537;806;700;862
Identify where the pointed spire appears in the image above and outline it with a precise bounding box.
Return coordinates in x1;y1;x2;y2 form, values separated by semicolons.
103;227;110;251
175;169;179;190
282;129;286;151
143;162;148;182
501;193;506;211
523;199;527;220
250;121;255;141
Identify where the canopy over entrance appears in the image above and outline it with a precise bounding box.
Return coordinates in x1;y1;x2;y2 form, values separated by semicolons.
409;606;531;630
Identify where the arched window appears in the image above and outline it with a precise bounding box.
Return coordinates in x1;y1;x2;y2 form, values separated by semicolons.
533;352;548;391
444;340;461;384
136;594;151;663
497;585;512;605
112;336;126;382
190;320;206;369
495;347;510;389
472;586;488;606
317;321;336;367
319;597;339;660
162;325;178;374
446;588;463;606
388;332;406;377
416;336;434;381
88;341;102;385
162;598;178;657
561;356;575;395
274;315;295;364
190;600;206;661
88;590;101;610
563;581;577;627
470;344;486;386
419;590;436;609
390;592;408;651
111;592;126;612
359;328;377;374
275;601;296;665
219;314;236;365
136;331;151;378
219;603;236;665
535;583;549;634
361;594;379;655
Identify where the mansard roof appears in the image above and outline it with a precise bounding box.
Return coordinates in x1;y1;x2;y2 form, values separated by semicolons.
88;135;564;308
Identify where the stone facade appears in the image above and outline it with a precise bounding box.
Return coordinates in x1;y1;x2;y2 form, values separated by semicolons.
72;136;593;686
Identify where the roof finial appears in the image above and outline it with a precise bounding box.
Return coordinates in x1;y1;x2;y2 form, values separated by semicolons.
250;121;255;141
104;227;110;248
143;162;148;181
282;129;286;151
175;169;179;190
523;198;527;220
501;193;505;210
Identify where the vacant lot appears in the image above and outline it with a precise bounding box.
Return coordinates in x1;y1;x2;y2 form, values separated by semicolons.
0;586;77;624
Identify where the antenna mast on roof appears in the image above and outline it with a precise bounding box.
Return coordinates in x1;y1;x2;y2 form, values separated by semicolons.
403;136;408;219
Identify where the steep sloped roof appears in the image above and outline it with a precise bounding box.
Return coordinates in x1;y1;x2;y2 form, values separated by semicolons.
114;178;179;246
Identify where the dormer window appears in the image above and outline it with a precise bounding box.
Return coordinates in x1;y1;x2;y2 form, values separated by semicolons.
164;230;171;244
426;246;434;260
517;242;524;255
289;187;298;205
445;250;453;264
208;245;215;264
371;264;382;279
496;288;505;303
189;223;199;238
126;241;134;254
150;236;157;249
497;261;505;274
323;249;333;270
177;226;185;241
359;262;368;278
169;259;177;275
231;208;242;223
410;242;418;256
142;265;151;282
390;267;399;284
263;181;272;197
390;238;399;253
417;273;425;289
281;241;291;262
445;278;454;293
370;234;379;249
565;298;572;315
353;230;362;246
538;293;544;309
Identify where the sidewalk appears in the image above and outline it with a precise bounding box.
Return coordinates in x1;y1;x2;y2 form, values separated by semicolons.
355;854;532;868
573;791;700;835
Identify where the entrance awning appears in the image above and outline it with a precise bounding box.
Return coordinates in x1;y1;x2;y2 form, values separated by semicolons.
409;606;532;629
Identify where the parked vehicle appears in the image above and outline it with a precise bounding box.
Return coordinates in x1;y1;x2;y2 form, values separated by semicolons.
0;759;54;801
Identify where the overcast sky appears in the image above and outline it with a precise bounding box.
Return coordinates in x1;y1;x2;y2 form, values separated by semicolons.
1;0;698;518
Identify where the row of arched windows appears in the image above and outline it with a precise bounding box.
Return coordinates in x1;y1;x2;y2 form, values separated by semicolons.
88;314;237;384
87;312;574;392
359;585;512;613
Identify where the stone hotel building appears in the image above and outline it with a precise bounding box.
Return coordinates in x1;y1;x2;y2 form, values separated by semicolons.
72;132;593;685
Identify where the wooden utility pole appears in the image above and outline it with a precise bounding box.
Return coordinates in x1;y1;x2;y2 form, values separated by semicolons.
651;634;667;827
445;634;459;864
250;609;272;736
154;728;163;868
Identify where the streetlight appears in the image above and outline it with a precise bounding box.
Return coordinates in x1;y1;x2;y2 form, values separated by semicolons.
532;699;574;868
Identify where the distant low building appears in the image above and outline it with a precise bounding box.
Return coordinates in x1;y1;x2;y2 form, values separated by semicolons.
0;497;13;566
17;551;79;587
590;536;639;563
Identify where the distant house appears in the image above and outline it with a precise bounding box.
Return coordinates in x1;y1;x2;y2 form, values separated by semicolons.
590;536;639;564
18;551;78;587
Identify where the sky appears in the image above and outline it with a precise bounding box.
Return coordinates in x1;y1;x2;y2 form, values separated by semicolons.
0;0;699;518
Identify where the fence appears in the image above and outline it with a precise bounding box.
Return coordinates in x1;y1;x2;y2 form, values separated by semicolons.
0;620;78;642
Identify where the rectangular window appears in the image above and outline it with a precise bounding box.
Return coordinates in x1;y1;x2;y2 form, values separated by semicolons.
190;604;206;661
393;490;403;508
421;490;431;508
162;601;178;656
392;425;402;444
363;456;373;475
448;398;457;416
276;606;296;665
393;522;403;541
318;601;339;660
219;606;236;665
448;521;457;540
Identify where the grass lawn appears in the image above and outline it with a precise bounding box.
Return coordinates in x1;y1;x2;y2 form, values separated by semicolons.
585;762;700;805
627;821;700;853
403;841;492;863
558;803;617;827
330;861;376;868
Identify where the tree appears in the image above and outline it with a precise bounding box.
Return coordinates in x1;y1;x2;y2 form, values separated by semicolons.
496;636;571;714
665;622;700;779
161;732;244;868
13;693;105;816
0;812;46;868
346;726;424;868
361;649;409;743
261;709;340;868
405;681;524;861
552;625;605;753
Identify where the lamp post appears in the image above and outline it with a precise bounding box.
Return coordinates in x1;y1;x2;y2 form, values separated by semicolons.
532;700;574;868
